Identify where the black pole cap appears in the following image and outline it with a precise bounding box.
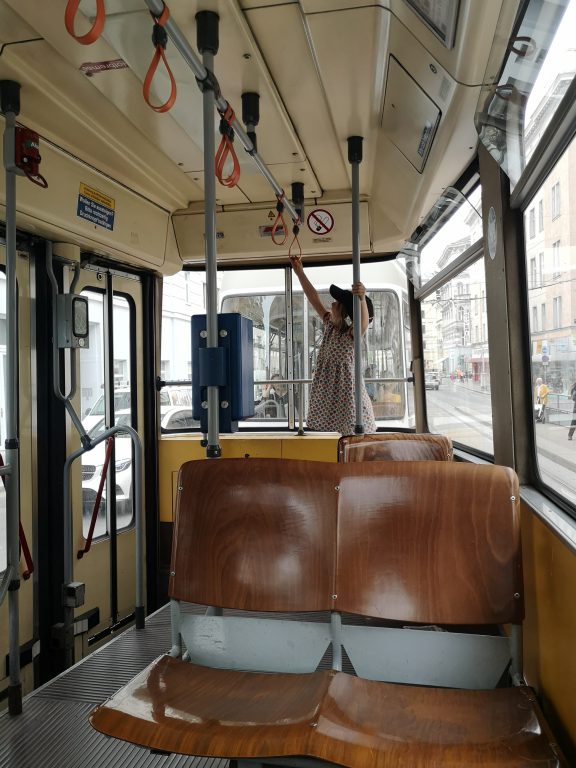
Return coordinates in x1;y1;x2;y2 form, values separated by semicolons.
0;80;21;116
291;181;304;207
241;92;260;127
196;11;219;55
347;135;363;164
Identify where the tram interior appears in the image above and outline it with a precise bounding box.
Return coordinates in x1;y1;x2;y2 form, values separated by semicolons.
1;0;576;766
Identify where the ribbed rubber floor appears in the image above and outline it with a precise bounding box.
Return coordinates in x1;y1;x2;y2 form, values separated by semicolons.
0;603;227;768
0;604;359;768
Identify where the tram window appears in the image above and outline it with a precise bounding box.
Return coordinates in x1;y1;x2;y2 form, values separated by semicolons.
523;131;576;506
161;271;207;388
79;292;135;537
221;264;409;428
418;186;482;287
422;260;493;455
476;0;575;186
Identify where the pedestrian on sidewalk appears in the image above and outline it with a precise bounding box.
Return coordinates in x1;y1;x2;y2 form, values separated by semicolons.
534;377;549;423
568;381;576;439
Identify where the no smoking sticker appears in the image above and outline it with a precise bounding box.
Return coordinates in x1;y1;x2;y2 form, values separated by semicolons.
307;208;334;235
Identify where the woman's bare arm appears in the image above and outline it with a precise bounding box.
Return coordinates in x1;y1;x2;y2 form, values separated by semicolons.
289;255;327;319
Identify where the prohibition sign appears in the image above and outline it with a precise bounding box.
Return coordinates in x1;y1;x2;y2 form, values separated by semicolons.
307;208;334;235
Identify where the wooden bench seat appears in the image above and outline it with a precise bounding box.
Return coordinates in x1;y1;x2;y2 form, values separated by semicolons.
93;655;559;766
91;458;565;767
338;432;453;461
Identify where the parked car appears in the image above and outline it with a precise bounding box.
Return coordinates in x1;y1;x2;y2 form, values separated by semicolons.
81;412;133;531
160;406;199;431
425;372;440;390
82;388;133;432
83;385;192;432
82;406;198;533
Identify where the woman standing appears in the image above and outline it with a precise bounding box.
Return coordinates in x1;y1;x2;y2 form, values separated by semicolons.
290;255;376;435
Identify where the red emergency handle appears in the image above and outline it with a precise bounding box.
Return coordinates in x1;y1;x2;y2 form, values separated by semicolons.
15;126;48;189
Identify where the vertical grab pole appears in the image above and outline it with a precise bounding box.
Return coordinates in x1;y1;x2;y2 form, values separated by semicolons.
197;11;221;458
348;136;364;434
1;79;22;715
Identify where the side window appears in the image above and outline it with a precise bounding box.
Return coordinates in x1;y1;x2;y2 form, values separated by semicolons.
418;185;493;455
79;291;135;537
523;131;576;504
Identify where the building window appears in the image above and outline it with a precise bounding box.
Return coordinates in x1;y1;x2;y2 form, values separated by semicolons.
552;240;561;277
552;296;562;328
551;181;561;219
538;199;543;231
538;252;544;286
528;207;535;238
541;303;546;330
185;272;194;304
161;360;171;380
529;258;536;288
532;306;538;331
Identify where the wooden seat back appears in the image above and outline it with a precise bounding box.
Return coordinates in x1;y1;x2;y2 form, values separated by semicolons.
336;461;522;625
170;458;336;612
171;458;521;626
338;432;453;462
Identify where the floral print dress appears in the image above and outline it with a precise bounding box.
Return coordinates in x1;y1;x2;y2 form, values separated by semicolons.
307;313;376;435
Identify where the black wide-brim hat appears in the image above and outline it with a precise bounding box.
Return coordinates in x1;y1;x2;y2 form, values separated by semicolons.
330;284;374;321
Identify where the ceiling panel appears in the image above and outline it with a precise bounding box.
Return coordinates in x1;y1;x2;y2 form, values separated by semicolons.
0;39;200;210
303;5;390;194
0;0;38;43
244;3;349;194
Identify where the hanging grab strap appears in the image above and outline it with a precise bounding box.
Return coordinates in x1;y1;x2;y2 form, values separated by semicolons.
77;437;114;560
0;454;34;580
215;104;241;188
65;0;106;45
271;194;288;246
289;221;302;258
143;4;177;114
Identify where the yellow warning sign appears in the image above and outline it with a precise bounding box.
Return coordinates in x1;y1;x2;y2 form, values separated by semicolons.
79;183;115;211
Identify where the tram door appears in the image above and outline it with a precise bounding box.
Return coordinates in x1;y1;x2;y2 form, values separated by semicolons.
71;264;144;655
0;245;35;696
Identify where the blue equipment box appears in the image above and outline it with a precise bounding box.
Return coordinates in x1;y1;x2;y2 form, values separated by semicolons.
191;313;254;433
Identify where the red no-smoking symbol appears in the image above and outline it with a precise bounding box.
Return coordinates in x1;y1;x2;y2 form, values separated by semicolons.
307;209;334;235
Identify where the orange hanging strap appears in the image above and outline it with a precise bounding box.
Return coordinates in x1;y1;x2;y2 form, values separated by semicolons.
0;453;34;579
271;194;288;246
143;5;177;114
215;104;241;188
288;221;302;258
65;0;106;45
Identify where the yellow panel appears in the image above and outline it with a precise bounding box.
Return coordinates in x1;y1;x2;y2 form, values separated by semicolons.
522;507;576;752
281;436;339;462
159;434;339;521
